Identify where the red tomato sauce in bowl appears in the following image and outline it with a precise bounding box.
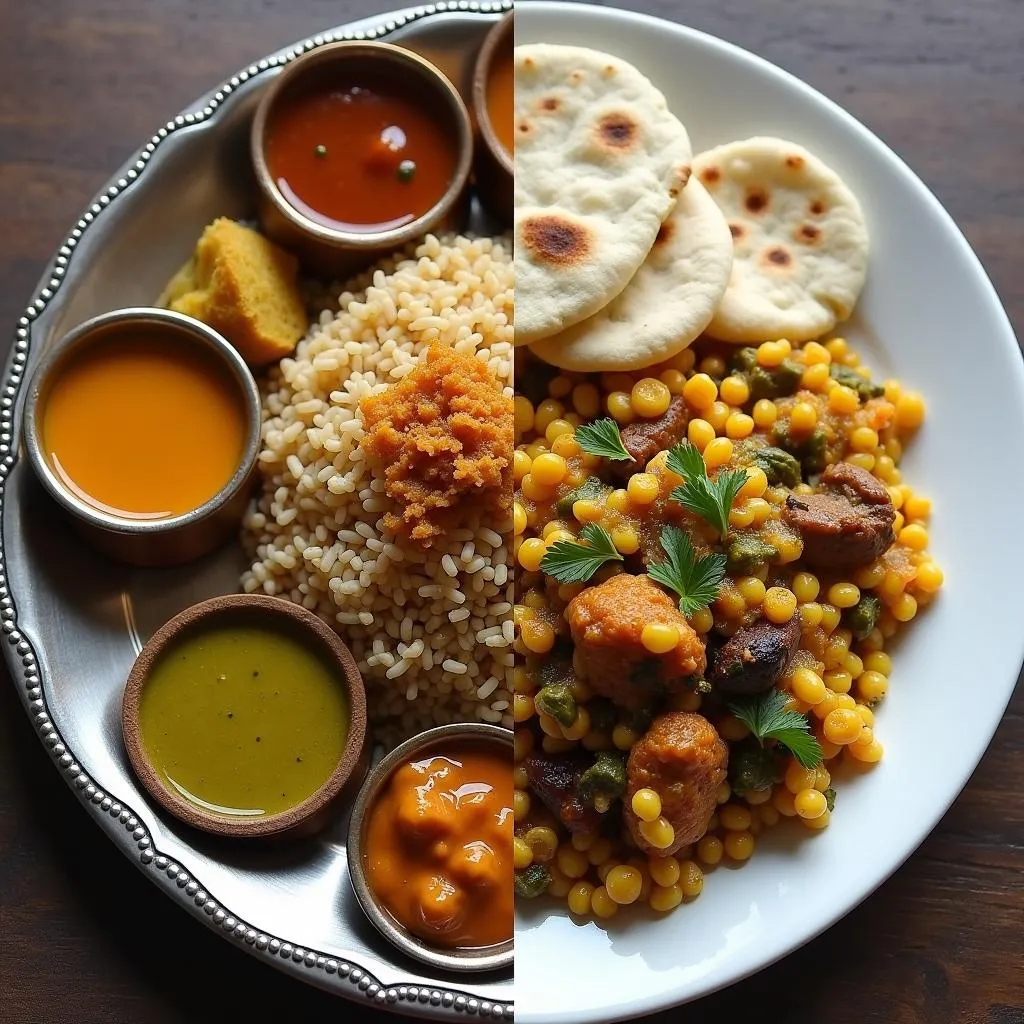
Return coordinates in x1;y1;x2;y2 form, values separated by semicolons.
264;75;458;234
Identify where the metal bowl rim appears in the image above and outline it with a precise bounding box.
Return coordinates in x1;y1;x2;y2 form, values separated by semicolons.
21;306;262;537
249;39;475;251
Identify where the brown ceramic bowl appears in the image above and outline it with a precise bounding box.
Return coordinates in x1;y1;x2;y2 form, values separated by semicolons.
472;11;513;226
21;307;261;568
251;41;474;278
122;594;368;840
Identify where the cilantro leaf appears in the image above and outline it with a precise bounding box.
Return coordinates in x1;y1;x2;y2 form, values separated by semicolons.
666;441;747;537
647;526;726;617
729;689;824;769
574;418;634;462
665;440;707;481
539;523;624;584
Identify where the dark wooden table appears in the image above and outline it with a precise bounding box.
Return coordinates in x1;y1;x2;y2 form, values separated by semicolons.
1;1;1021;1021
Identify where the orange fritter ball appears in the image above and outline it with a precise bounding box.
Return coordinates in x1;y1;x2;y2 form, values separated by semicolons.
360;344;513;547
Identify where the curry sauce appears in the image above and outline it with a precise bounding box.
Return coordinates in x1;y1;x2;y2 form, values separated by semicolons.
364;742;513;949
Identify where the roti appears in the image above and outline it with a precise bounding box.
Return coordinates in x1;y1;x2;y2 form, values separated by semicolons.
529;178;733;371
514;44;692;346
693;136;869;343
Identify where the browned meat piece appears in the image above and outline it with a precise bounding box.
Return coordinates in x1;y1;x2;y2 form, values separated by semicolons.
624;712;728;856
566;574;706;710
612;396;689;480
782;462;895;568
523;753;603;834
709;616;801;694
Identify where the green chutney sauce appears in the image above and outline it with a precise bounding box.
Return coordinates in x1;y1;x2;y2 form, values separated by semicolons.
138;616;349;818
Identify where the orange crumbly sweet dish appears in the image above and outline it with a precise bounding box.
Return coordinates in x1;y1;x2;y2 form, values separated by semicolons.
159;217;307;366
360;343;513;547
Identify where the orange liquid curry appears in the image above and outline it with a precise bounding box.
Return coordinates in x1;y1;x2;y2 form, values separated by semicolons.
486;42;514;157
265;76;457;233
364;743;513;949
42;333;246;519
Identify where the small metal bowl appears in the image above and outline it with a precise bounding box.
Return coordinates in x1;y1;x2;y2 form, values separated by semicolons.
347;722;513;975
22;307;261;568
122;593;369;840
472;11;514;226
251;41;474;278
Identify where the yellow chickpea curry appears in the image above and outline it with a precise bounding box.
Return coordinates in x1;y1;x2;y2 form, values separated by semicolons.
512;337;942;918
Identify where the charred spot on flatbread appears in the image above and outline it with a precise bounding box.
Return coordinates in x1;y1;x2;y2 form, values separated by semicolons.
521;214;593;268
745;187;770;214
809;199;826;216
654;220;675;248
540;96;560;112
785;154;805;170
762;245;793;269
594;112;641;152
700;165;721;186
668;164;691;199
517;119;534;139
796;223;822;245
729;222;746;240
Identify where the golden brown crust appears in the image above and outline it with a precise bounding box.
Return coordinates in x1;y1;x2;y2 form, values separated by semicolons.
566;574;705;709
164;218;306;366
625;712;728;855
360;344;513;548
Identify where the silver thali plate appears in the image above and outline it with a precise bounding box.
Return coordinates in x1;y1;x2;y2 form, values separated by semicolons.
1;4;513;1018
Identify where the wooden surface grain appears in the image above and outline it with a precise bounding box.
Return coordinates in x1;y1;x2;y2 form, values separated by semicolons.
1;1;1021;1022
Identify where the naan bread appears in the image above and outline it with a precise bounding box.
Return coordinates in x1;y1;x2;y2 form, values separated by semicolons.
692;137;869;343
514;44;692;346
530;178;733;371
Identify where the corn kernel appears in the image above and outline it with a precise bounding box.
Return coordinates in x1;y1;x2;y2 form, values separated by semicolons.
752;399;778;428
649;883;683;912
696;834;724;865
790;401;818;432
703;436;734;470
794;788;827;819
823;707;865;745
632;378;672;418
631;788;663;823
763;586;797;623
627;472;660;506
725;412;755;439
828;385;860;415
682;373;717;410
723;831;755;861
590;885;619;919
606;391;635;424
719;375;750;405
649;855;680;887
757;341;786;367
641;622;680;654
605;865;643;905
639;816;676;850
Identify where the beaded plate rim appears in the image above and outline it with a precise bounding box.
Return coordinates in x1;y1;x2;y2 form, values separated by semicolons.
0;3;513;1018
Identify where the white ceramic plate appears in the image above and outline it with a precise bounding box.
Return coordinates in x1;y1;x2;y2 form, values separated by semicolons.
513;4;1024;1021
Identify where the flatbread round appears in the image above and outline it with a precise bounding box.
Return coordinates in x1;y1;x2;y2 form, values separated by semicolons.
692;137;869;343
514;44;692;346
530;178;733;371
